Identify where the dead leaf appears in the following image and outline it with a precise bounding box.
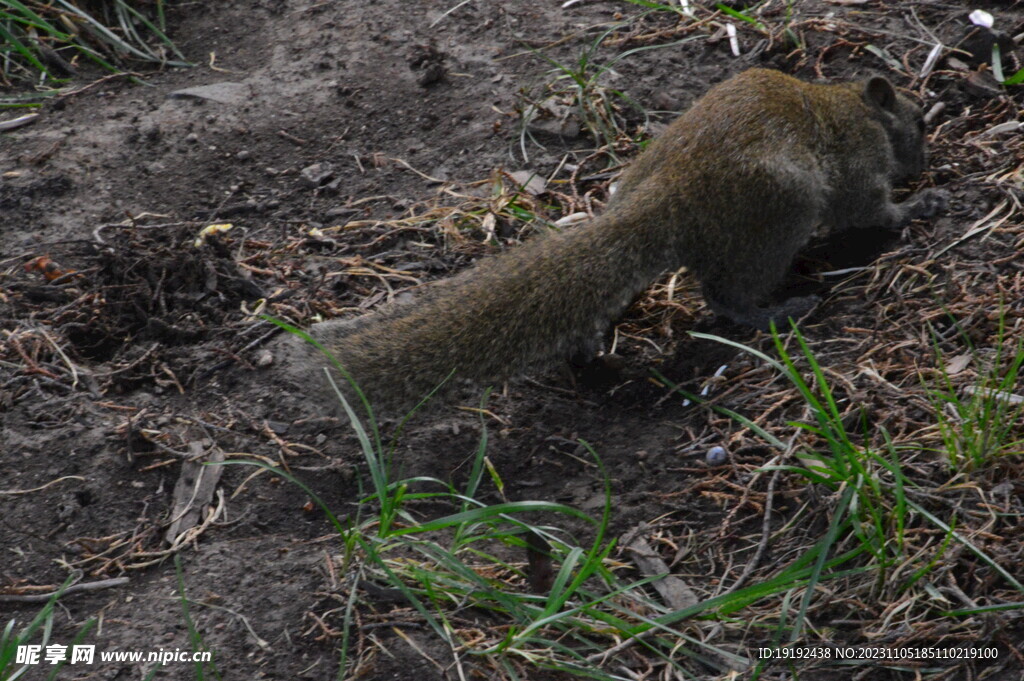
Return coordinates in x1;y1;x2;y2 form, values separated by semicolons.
946;353;971;375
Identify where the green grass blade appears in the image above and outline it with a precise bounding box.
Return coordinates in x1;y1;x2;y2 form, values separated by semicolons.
791;484;855;642
0;22;47;72
908;499;1024;592
390;501;594;535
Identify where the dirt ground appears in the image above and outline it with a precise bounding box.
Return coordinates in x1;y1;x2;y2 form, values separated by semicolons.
2;1;1023;679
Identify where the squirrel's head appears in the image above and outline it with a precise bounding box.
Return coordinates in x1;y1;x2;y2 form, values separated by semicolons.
863;76;927;183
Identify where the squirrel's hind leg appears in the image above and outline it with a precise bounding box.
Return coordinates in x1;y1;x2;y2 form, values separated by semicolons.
702;282;819;332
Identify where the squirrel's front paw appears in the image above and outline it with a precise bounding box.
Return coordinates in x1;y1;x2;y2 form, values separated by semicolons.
910;188;950;219
760;294;821;331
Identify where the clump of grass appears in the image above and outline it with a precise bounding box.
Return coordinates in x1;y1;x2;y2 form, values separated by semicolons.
0;576;95;681
659;328;916;640
671;324;1024;647
0;569;218;681
232;321;778;678
516;15;701;163
928;323;1024;471
0;0;188;101
236;318;1021;678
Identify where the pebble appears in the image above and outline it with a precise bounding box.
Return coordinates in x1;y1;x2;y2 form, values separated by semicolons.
706;446;728;464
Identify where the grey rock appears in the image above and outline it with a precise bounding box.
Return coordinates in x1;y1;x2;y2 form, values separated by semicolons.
300;162;335;188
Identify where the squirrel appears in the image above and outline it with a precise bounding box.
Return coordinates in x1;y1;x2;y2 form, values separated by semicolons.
282;68;947;414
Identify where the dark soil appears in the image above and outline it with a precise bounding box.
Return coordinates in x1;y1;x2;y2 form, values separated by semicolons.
2;1;1023;679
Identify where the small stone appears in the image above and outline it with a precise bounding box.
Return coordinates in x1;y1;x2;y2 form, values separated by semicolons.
965;71;1001;98
507;170;547;196
300;162;335;188
706;446;728;465
265;420;290;435
527;114;580;139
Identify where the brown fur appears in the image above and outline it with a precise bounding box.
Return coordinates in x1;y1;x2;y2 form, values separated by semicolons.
289;68;945;413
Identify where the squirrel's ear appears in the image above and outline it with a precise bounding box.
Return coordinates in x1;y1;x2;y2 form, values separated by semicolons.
864;76;897;111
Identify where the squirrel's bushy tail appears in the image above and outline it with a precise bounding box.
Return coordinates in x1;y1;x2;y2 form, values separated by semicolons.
294;198;675;413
